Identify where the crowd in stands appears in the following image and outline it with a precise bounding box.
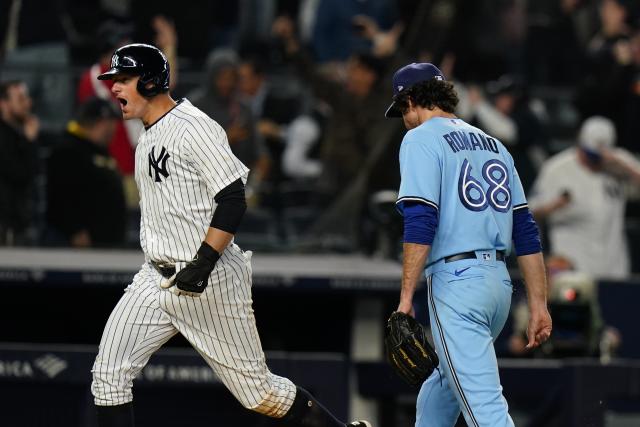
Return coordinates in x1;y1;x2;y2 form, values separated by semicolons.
1;0;640;285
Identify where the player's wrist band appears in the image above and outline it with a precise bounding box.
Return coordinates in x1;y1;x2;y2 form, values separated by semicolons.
198;241;220;267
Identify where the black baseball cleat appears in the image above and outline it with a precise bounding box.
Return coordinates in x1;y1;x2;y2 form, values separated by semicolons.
347;422;372;427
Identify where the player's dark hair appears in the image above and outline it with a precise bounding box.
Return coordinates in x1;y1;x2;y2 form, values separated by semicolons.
0;80;24;100
393;79;459;114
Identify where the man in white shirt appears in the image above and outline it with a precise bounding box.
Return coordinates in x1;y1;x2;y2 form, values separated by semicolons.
529;116;640;279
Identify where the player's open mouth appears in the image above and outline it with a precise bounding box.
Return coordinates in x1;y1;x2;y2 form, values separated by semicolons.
118;97;128;106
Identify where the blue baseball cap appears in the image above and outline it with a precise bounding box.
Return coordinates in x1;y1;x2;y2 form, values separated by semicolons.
385;63;446;118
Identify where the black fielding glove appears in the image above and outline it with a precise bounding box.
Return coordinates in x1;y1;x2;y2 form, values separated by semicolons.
174;242;220;296
384;311;439;387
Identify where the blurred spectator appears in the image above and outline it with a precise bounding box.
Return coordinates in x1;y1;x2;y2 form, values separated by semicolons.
311;0;396;63
508;255;620;359
0;0;72;128
281;105;328;180
399;0;513;82
388;1;455;69
524;0;586;85
529;116;640;279
45;97;126;248
273;15;400;249
617;28;640;151
583;26;640;153
587;0;636;63
319;52;391;198
457;75;547;192
76;21;141;178
297;0;321;46
575;0;640;151
0;80;39;246
238;54;309;189
150;15;179;91
130;0;216;62
190;49;269;203
238;0;289;47
275;17;391;197
350;14;404;59
238;54;302;135
449;0;512;81
238;56;270;118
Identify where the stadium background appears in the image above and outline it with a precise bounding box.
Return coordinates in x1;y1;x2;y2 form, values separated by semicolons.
1;0;640;426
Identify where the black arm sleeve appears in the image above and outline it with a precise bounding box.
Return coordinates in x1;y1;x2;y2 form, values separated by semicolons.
210;179;247;233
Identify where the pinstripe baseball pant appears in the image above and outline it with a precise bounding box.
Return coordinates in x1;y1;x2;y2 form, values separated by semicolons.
91;245;296;417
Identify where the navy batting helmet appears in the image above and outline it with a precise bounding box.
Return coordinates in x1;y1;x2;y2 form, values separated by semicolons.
98;43;170;97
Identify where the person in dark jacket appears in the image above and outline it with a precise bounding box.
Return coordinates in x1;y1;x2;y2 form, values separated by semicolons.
46;97;126;248
0;80;39;245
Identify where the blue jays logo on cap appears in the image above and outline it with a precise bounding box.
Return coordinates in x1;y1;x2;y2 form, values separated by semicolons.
385;62;446;118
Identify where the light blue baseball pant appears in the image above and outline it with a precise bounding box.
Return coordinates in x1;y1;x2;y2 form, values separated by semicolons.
416;250;515;427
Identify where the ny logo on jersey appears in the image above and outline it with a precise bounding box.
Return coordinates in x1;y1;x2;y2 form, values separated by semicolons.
148;146;170;182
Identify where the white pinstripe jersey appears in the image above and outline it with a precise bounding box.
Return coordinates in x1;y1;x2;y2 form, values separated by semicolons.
135;99;249;262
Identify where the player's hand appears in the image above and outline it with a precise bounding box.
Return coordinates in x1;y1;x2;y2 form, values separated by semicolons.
525;305;552;349
172;242;220;296
396;300;415;318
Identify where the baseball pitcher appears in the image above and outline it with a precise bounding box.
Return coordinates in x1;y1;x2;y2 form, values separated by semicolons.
385;62;552;427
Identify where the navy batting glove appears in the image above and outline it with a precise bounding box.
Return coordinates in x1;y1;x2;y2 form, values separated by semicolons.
174;242;220;295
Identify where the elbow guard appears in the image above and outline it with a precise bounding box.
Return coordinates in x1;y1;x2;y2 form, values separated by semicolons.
211;179;247;233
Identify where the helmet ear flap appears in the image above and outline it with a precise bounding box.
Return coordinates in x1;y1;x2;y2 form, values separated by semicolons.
136;69;168;97
137;73;159;97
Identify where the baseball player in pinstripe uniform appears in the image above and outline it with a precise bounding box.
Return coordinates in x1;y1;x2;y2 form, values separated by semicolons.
91;43;371;427
385;63;553;426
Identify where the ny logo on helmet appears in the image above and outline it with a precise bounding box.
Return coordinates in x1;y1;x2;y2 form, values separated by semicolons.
148;146;170;182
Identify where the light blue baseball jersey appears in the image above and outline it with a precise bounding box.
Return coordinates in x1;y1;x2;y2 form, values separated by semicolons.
397;117;527;264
